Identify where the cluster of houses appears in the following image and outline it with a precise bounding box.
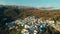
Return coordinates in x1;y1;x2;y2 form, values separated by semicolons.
5;16;56;34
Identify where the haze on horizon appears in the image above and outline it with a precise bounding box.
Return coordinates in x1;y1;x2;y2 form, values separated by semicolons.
0;0;60;9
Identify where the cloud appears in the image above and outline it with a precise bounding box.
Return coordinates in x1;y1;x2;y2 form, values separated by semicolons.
46;4;52;8
36;4;53;9
0;0;16;5
0;0;7;5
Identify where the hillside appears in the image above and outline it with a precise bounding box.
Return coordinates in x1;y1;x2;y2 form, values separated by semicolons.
0;5;60;26
0;5;60;34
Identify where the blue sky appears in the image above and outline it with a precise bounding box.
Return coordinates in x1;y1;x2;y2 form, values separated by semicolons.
0;0;60;9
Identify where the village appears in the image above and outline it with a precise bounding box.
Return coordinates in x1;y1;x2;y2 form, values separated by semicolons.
5;16;60;34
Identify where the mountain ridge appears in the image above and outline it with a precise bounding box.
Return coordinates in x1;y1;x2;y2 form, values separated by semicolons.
0;5;60;25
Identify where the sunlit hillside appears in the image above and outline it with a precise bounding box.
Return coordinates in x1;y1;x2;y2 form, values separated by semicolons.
0;5;60;34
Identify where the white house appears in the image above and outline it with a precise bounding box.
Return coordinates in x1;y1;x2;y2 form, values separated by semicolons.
21;29;29;34
34;30;37;34
24;24;30;29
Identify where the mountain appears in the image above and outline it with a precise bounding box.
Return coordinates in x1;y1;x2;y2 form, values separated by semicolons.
0;5;60;26
0;5;60;34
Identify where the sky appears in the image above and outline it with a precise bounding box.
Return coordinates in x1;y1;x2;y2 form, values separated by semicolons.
0;0;60;9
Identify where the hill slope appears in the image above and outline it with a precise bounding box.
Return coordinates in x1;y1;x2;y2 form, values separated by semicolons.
0;5;60;26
